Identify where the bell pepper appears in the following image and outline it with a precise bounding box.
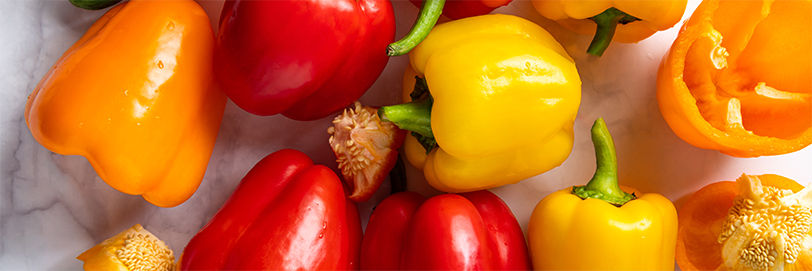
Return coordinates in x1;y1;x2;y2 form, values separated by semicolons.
215;0;395;120
379;14;581;193
78;224;175;271
657;0;812;157
527;118;678;270
25;0;225;207
676;174;812;271
530;0;687;56
389;0;512;55
327;102;406;202
361;190;530;269
179;149;362;270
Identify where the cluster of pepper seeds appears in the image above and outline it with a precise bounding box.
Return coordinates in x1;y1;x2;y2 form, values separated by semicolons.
116;225;176;271
718;176;812;270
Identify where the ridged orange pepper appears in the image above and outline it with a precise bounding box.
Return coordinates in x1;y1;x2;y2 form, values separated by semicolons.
676;174;812;271
657;0;812;157
25;0;225;207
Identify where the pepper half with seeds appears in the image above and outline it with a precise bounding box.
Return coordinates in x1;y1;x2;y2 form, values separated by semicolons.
677;174;812;271
328;102;405;202
77;224;175;271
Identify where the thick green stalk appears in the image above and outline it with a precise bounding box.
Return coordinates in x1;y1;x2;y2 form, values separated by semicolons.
572;118;636;206
387;0;446;56
587;8;640;56
378;97;433;139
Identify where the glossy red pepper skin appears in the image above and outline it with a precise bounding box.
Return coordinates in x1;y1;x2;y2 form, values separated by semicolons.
179;149;361;270
215;0;395;120
409;0;512;19
361;191;530;270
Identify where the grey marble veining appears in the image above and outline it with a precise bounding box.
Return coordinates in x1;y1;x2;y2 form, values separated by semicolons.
1;0;810;270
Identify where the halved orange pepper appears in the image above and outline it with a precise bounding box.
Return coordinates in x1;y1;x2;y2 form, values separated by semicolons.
657;0;812;157
25;0;225;207
676;174;812;271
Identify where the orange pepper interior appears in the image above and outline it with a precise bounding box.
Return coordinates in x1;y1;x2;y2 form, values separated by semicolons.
675;174;805;271
682;0;811;139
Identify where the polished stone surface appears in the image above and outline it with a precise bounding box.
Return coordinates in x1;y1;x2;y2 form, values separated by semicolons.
1;0;810;269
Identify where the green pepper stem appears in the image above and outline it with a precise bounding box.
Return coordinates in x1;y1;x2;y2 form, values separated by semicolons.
571;118;636;206
387;0;446;56
587;8;640;56
69;0;122;10
378;97;433;139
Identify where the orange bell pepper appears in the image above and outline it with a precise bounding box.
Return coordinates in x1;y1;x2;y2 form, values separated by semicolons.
657;0;812;157
676;174;812;271
25;0;225;207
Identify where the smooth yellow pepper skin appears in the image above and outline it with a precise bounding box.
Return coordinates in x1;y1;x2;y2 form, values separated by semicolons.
527;119;678;270
25;0;225;207
532;0;687;43
399;14;581;193
528;190;678;270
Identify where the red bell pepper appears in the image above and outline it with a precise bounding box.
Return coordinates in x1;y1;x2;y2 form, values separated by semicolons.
179;149;362;270
361;191;530;269
215;0;395;120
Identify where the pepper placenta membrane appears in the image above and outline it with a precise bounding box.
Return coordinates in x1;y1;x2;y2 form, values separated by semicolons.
531;0;687;56
380;14;581;193
361;190;530;269
676;174;812;271
180;149;361;270
25;0;225;207
215;0;395;120
527;118;678;270
657;0;812;157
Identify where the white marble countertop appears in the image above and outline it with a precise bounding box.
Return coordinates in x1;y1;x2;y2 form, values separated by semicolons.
1;0;810;270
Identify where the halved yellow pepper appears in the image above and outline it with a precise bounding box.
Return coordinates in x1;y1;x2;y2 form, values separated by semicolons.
78;224;175;271
25;0;225;207
380;14;581;193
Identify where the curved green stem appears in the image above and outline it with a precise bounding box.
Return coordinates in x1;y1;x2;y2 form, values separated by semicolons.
387;0;446;56
571;118;636;206
69;0;122;10
587;8;640;56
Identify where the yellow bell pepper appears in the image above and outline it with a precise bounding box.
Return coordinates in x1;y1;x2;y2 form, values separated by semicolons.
24;0;225;207
531;0;687;56
379;14;581;193
527;118;678;270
